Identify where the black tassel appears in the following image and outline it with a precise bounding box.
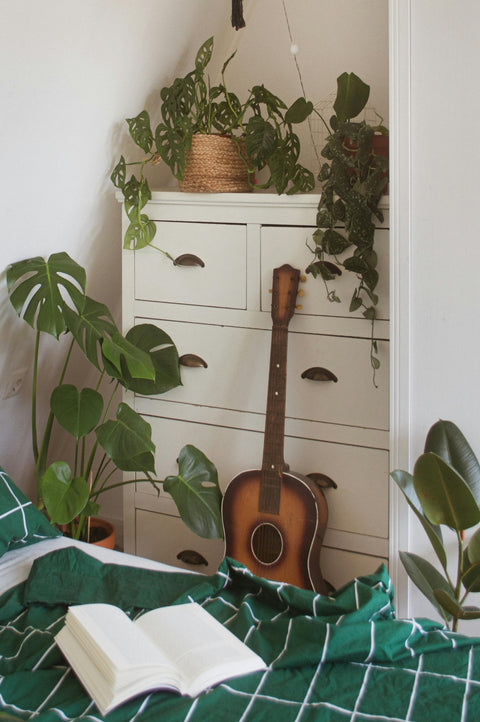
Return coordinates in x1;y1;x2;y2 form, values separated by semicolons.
231;0;246;30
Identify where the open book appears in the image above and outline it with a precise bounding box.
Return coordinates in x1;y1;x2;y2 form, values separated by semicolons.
55;601;266;715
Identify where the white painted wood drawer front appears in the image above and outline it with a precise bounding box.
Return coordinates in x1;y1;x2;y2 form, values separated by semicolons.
261;226;389;321
134;221;247;308
133;416;389;585
139;318;389;431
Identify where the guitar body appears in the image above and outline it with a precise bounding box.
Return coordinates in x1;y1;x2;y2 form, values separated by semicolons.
222;469;329;594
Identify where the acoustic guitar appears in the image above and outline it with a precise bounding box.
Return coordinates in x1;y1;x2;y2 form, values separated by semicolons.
222;264;329;594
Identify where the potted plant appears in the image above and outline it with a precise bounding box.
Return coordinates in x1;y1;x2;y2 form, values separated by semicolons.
391;419;480;631
111;36;315;252
306;72;389;382
6;252;223;544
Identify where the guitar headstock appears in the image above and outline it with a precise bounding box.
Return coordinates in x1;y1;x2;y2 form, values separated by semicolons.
271;264;300;326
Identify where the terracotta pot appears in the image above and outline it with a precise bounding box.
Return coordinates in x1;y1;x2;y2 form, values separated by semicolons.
59;517;116;548
88;517;116;548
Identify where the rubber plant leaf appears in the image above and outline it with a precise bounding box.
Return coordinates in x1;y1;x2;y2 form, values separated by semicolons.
433;589;480;621
6;252;86;340
95;402;156;474
399;551;453;623
462;558;480;594
50;385;103;440
164;444;223;540
390;469;446;569
413;452;480;530
62;296;117;371
333;72;370;124
102;331;155;381
425;419;480;507
42;461;89;525
110;323;181;395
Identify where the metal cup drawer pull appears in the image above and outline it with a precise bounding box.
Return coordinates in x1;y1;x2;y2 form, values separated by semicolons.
179;353;208;368
173;253;205;267
176;549;209;566
301;366;338;383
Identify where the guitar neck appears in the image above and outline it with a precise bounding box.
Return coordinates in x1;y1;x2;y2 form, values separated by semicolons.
260;324;289;513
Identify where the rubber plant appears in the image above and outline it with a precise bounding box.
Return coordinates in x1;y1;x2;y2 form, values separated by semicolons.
391;419;480;631
6;252;223;542
306;72;389;383
111;35;314;252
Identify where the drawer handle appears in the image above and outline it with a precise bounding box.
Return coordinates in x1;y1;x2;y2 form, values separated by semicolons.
177;549;209;566
173;253;205;267
307;472;338;490
301;367;338;383
179;353;208;368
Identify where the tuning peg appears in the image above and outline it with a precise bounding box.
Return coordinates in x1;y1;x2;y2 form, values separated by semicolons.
295;304;303;310
269;288;273;294
300;274;307;283
297;289;305;297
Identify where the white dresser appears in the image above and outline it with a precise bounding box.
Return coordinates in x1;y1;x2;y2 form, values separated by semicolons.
121;191;389;589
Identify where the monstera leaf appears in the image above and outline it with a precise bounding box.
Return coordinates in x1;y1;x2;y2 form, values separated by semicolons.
42;462;90;525
62;296;117;370
164;445;223;539
95;402;156;474
6;252;86;339
50;385;103;440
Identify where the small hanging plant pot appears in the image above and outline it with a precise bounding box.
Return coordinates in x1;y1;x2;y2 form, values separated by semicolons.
178;133;252;193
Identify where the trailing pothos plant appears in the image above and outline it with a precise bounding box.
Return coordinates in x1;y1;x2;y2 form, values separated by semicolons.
111;35;314;252
6;252;223;542
306;72;389;383
391;419;480;632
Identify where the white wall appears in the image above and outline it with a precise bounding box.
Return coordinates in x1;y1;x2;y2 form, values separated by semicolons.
0;0;231;539
403;0;480;628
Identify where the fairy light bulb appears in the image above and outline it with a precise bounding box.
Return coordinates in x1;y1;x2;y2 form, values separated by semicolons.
290;43;299;55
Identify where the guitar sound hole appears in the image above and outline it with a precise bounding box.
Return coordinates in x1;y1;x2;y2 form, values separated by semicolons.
251;523;283;565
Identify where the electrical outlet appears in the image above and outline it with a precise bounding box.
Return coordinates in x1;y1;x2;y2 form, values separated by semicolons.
2;367;28;399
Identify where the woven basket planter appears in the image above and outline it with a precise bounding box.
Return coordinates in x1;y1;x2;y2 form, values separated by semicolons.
179;133;252;193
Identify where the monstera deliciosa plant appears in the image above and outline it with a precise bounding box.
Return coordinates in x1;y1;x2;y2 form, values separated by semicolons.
111;35;314;252
391;419;480;631
6;252;223;542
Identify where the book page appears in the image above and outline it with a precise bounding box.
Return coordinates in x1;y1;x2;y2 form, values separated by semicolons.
67;604;176;680
135;603;266;695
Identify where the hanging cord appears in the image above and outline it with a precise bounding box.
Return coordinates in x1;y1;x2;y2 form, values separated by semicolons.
281;0;322;168
232;0;246;30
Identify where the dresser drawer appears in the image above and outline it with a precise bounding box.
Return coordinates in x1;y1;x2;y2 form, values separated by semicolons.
135;509;224;574
135;416;389;540
141;319;389;430
134;221;247;308
260;225;389;321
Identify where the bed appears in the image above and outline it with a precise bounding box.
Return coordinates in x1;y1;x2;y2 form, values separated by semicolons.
2;468;480;721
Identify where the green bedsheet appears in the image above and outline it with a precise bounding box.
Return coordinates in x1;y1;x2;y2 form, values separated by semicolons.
1;546;480;721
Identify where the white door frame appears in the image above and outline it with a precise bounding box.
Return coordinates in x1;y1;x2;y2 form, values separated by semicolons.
388;0;412;617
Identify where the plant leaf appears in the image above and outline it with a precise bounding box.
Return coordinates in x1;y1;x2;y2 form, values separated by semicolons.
425;419;480;506
434;589;480;621
50;385;103;439
334;72;370;124
285;97;313;124
95;402;155;474
163;445;223;539
102;331;155;381
124;217;157;250
118;323;182;395
413;453;480;530
7;252;86;339
126;110;153;153
391;469;446;569
62;296;117;371
41;462;89;525
399;551;453;622
245;115;278;165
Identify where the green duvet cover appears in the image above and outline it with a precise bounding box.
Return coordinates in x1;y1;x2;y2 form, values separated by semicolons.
1;547;480;721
